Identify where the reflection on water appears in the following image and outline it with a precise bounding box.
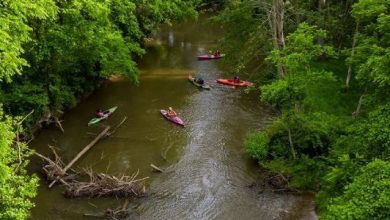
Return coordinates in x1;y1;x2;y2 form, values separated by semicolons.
30;14;316;220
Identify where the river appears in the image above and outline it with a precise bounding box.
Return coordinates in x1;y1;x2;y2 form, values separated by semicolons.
30;14;317;220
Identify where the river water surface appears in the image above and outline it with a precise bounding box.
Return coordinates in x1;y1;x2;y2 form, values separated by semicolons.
30;14;317;220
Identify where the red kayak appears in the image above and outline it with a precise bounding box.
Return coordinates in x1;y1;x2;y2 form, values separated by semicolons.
216;79;253;87
197;54;225;60
160;110;184;127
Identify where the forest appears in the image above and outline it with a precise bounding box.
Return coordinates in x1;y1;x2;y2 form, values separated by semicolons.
0;0;389;219
0;0;198;219
214;0;389;219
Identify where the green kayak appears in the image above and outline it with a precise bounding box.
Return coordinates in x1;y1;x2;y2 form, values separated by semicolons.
88;106;118;126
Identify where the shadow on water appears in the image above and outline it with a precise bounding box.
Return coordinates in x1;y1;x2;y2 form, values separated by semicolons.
30;14;317;220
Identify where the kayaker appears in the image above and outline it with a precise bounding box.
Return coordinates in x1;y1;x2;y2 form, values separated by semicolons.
233;76;240;83
195;76;204;85
96;109;105;118
167;107;177;118
215;50;221;57
208;50;213;57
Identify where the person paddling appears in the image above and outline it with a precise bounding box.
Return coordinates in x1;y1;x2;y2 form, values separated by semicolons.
195;76;204;85
233;76;240;83
167;107;177;118
96;109;105;118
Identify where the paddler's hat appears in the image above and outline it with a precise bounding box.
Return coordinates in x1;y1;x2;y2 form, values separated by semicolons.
169;107;173;111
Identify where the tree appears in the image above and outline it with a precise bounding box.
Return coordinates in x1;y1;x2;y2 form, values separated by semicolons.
221;0;389;218
348;0;390;116
0;1;200;219
0;0;56;82
0;108;38;219
0;0;200;123
322;159;390;220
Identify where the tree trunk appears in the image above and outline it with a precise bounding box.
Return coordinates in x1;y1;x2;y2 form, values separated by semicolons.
269;0;286;78
48;126;111;188
352;88;366;118
346;22;359;89
318;0;326;46
336;0;354;51
276;0;286;49
288;128;296;159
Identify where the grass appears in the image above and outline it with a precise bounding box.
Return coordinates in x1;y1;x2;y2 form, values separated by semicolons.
304;59;361;116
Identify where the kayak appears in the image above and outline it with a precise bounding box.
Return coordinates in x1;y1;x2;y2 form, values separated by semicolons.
216;79;253;87
88;106;118;126
197;54;225;60
188;74;211;90
160;109;184;127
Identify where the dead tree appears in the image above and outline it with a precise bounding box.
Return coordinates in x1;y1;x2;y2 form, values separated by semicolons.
268;0;287;77
352;88;367;118
346;22;359;89
14;110;34;172
35;126;111;187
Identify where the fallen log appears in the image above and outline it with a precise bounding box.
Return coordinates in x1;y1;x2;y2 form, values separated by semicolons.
150;164;163;172
48;126;111;188
108;116;127;135
54;117;65;133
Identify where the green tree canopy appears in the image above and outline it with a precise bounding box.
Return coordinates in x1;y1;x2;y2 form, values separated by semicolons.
0;109;38;219
0;0;56;82
323;159;390;220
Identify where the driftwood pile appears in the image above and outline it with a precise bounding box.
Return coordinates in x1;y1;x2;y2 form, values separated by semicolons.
35;118;148;200
65;170;147;198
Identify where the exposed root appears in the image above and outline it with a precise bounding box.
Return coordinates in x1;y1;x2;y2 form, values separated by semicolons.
268;173;290;190
38;110;65;133
248;167;298;193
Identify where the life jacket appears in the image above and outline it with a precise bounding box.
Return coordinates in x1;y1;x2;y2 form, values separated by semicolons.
167;111;176;117
96;112;105;118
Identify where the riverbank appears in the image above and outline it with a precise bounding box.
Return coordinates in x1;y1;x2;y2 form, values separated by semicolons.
215;1;390;219
29;13;317;219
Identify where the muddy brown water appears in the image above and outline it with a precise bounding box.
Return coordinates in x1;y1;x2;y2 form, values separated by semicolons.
30;14;317;220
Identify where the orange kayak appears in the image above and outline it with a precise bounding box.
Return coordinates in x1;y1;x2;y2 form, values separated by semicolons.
216;79;253;87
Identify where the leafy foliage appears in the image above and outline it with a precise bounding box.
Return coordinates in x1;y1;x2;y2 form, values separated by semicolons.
212;0;272;73
226;0;390;218
267;23;335;75
0;109;38;220
322;159;390;220
0;0;56;82
0;0;199;218
0;0;199;118
245;132;269;161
